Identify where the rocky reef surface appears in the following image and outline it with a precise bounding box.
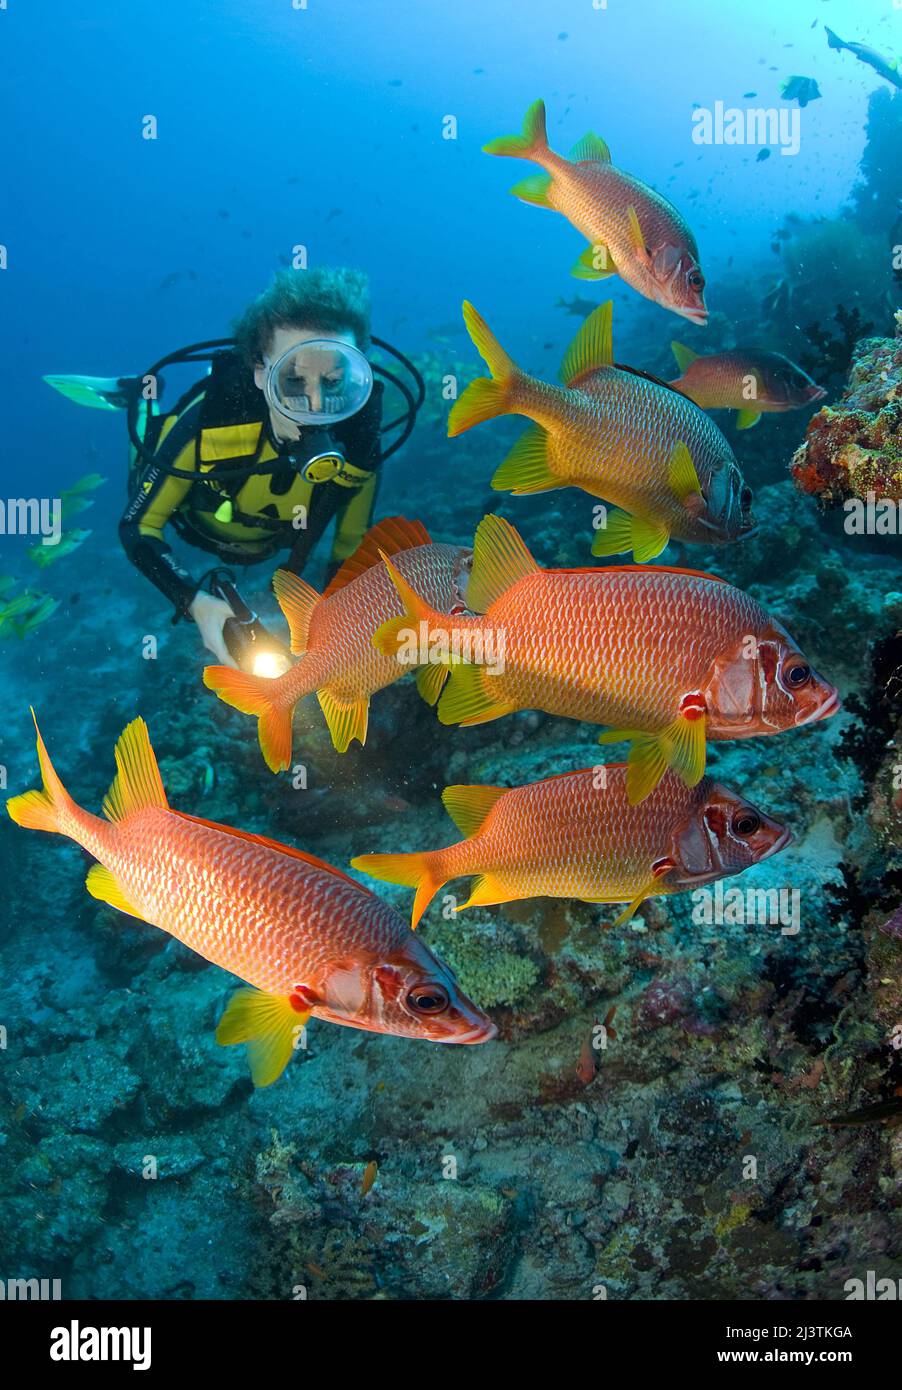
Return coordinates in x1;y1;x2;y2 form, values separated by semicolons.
1;346;901;1301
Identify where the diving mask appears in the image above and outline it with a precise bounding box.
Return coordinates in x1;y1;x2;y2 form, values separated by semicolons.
263;338;373;426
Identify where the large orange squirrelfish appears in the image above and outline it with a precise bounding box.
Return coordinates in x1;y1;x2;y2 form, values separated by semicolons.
352;767;791;928
373;515;840;805
448;301;755;562
668;343;827;430
6;715;495;1085
485;99;708;323
204;517;471;771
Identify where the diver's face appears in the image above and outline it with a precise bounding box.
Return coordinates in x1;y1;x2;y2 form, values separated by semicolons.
254;326;358;440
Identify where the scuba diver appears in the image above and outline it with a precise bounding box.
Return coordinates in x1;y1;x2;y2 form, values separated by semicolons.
45;266;423;671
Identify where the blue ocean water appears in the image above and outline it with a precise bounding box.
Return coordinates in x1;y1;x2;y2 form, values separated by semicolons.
0;0;900;1306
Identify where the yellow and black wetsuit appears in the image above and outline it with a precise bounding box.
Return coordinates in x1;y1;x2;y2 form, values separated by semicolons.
119;349;383;615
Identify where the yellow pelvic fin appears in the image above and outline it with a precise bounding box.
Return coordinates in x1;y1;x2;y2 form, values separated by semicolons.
102;718;168;824
571;242;617;280
591;508;669;564
438;663;516;727
599;713;708;805
671;341;699;374
569;132;612;164
626;205;647;254
272;569;320;655
668;441;703;509
736;407;762;430
85;864;144;921
216;987;310;1088
609;883;656;929
560;301;614;386
442;783;507;838
350;850;442;930
510;174;552;207
467;514;539;613
483;98;549;161
317;688;369;753
491;426;558;494
415;663;449;707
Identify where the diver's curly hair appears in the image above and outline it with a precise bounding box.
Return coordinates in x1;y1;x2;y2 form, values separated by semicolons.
233;266;372;364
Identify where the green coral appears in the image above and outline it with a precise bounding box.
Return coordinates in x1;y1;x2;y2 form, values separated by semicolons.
421;915;540;1008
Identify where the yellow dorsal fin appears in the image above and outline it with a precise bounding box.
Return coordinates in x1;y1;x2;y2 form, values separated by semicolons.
102;718;168;824
560;301;614;386
216;988;310;1088
272;570;320;655
323;517;432;599
467;514;539;612
442;784;507;838
569;132;612;164
671;341;699;374
170;811;371;892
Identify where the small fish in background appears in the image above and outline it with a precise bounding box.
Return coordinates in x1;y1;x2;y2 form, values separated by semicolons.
60;472;106;522
361;1160;378;1196
158;271;182;291
780;75;821;107
6;714;496;1086
0;590;60;639
372;515;840;804
817;1097;902;1127
743;91;757;98
826;28;902;91
352;766;790;927
484;99;708;324
28;529;91;569
756;148;771;163
449;300;755;562
576;1026;600;1086
554;294;598;317
668;344;826;428
205;517;472;772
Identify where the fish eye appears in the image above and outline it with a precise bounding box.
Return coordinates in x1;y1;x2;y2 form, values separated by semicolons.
407;983;450;1014
688;270;704;289
785;661;812;688
733;810;762;837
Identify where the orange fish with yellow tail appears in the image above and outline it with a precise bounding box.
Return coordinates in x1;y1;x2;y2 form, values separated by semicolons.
352;767;791;929
6;714;496;1085
448;302;755;563
485;99;708;323
372;515;840;804
204;517;471;771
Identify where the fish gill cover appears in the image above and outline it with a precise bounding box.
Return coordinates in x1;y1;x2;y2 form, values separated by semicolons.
0;0;900;1328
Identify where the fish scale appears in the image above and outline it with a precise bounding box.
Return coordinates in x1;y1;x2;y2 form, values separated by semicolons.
474;568;765;732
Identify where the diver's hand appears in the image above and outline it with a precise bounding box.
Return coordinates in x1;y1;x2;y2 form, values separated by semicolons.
189;592;237;668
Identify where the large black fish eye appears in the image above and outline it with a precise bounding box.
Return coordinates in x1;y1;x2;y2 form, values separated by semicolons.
733;810;762;837
688;270;704;289
785;661;812;688
407;983;450;1014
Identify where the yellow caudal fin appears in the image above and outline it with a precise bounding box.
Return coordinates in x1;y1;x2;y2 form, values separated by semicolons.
272;569;320;655
560;301;614;386
591;507;669;564
101;717;168;822
6;708;76;833
467;514;539;612
491;425;558;494
483;98;550;162
350;850;445;930
372;551;444;664
599;714;707;805
203;667;294;774
671;341;699;374
317;688;369;753
216;987;310;1088
447;302;521;437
